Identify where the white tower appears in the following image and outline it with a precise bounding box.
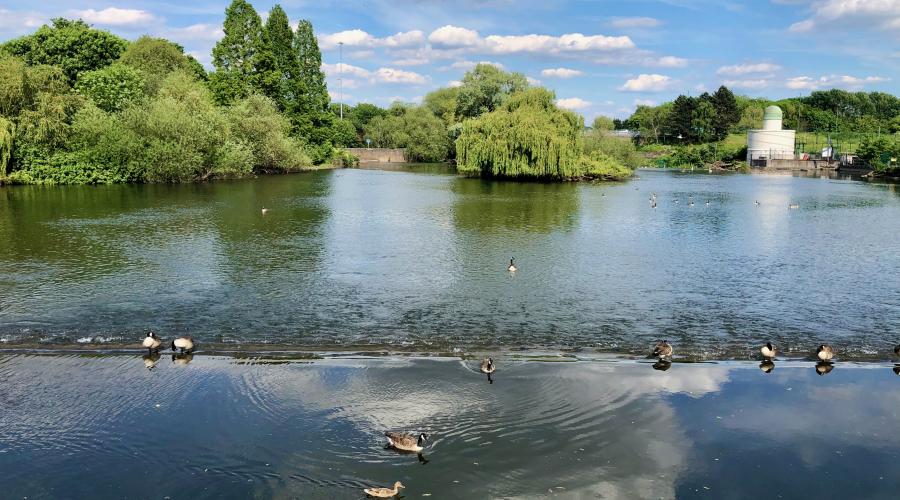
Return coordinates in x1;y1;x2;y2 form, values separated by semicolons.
747;105;796;163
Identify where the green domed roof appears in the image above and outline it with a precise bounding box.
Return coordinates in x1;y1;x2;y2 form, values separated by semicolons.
764;105;783;120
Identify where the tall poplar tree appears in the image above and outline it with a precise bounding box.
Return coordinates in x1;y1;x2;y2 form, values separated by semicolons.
264;5;301;111
293;19;329;115
210;0;279;104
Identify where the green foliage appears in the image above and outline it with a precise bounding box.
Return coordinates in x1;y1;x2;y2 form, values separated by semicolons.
365;106;451;162
0;55;27;117
456;88;587;179
75;64;145;112
264;5;302;111
591;115;614;131
0;116;13;175
330;118;359;147
455;64;528;120
226;94;311;172
1;18;127;83
583;132;643;169
210;0;279;104
711;86;739;140
293;19;329;115
857;136;900;170
119;36;207;95
691;98;716;143
424;87;460;126
582;150;633;180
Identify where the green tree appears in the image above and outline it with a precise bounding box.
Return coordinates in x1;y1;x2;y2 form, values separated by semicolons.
455;64;528;120
365;106;450;162
629;103;671;143
0;55;27;117
293;19;329;115
423;86;460;126
667;95;695;143
711;86;739;140
691;96;716;143
119;36;206;95
1;19;127;83
0;116;13;175
227;94;311;172
264;5;301;111
210;0;279;104
75;64;145;112
591;115;614;131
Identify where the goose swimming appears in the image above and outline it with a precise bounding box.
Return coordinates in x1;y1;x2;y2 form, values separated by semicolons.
480;357;495;374
142;331;162;354
789;203;799;209
384;432;428;452
652;340;673;359
507;258;517;272
761;342;776;359
171;336;195;354
816;344;834;362
364;481;404;498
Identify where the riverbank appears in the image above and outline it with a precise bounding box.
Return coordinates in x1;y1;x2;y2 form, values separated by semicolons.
3;353;900;499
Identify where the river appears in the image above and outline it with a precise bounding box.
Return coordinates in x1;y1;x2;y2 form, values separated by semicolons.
1;167;899;359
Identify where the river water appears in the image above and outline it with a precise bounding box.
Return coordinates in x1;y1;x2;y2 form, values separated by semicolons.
1;167;899;359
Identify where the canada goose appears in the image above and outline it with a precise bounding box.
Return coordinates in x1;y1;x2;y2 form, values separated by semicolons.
384;432;428;452
143;352;161;371
815;361;834;376
261;208;269;215
688;201;694;207
142;331;161;354
171;336;195;354
364;481;404;498
789;203;800;209
705;200;710;206
507;258;517;272
172;353;193;366
651;201;657;208
755;200;760;206
652;360;672;371
481;357;495;374
652;340;673;359
761;342;776;359
759;360;775;373
816;344;834;362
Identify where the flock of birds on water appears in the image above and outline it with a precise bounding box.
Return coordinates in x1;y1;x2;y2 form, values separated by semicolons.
644;191;800;209
134;204;876;496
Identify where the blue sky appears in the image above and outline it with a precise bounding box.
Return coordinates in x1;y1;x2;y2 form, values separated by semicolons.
1;0;898;119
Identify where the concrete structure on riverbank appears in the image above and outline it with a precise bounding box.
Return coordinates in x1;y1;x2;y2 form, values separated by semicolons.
346;148;408;163
747;106;796;165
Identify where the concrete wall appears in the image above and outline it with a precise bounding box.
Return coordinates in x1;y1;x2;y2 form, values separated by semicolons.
759;159;835;170
346;148;408;163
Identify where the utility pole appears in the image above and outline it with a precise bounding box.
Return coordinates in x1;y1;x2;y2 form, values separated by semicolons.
338;41;344;121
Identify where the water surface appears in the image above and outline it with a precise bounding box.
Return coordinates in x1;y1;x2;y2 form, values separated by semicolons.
1;168;899;358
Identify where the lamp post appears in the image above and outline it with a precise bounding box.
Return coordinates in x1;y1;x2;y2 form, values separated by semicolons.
338;41;344;121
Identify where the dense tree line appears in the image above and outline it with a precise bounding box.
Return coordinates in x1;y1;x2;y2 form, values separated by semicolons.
0;1;352;184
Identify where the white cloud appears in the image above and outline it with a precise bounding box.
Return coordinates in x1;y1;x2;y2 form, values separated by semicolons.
788;0;900;33
619;74;673;92
526;76;542;86
786;74;889;90
611;17;662;28
322;63;371;79
428;25;482;47
392;57;430;66
0;9;45;35
634;98;657;106
319;29;424;50
723;79;771;89
541;67;584;79
717;63;782;76
447;80;463;88
165;23;223;42
373;68;429;85
484;33;634;54
77;7;154;26
556;97;592;110
653;56;689;68
450;60;504;70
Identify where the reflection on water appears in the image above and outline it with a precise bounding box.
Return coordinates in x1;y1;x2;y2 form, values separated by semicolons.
759;359;775;373
3;355;900;498
2;169;900;359
816;361;835;376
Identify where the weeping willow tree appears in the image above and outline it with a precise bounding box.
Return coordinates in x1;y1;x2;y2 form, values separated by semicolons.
456;88;585;179
0;117;13;176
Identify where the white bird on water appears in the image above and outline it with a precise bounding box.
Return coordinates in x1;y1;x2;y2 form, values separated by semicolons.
261;207;269;215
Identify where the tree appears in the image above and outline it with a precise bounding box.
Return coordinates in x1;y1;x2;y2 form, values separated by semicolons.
629;103;671;143
667;95;695;143
455;64;528;120
293;19;329;115
119;36;206;94
592;115;614;131
0;55;27;117
210;0;278;104
1;19;127;83
711;86;739;140
75;64;145;112
264;5;301;111
423;86;460;126
365;106;450;162
691;95;716;143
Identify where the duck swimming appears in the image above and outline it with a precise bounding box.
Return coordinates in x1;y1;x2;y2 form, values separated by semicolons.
480;357;495;374
507;258;517;272
384;432;428;452
142;331;161;354
789;203;800;209
816;344;834;362
652;340;673;359
364;481;404;498
171;336;195;354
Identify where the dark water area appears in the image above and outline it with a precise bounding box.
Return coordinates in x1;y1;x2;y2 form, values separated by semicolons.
2;354;900;499
1;167;899;359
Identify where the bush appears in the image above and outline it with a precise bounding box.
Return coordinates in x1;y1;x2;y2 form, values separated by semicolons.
582;151;632;180
227;94;312;172
75;63;145;112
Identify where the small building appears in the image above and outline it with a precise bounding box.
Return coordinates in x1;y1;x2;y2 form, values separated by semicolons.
746;105;796;165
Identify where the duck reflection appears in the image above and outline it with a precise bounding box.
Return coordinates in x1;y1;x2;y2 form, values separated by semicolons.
759;360;775;373
815;361;834;376
142;352;161;371
652;360;672;371
172;353;194;366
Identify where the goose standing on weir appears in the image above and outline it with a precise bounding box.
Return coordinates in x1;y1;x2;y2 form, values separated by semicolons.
652;341;673;360
761;342;777;360
171;336;195;354
142;331;162;354
816;344;834;362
